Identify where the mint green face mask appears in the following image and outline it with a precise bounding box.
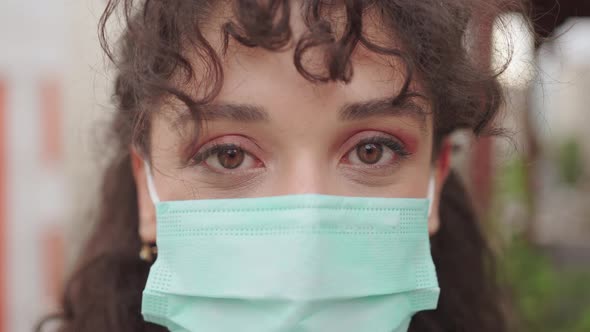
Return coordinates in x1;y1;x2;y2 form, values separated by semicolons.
141;164;440;332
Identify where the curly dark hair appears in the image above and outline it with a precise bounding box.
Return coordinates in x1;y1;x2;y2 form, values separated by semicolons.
37;0;531;331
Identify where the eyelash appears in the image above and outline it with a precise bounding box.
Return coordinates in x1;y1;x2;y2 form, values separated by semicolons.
342;135;411;168
189;143;246;165
189;135;411;168
351;136;411;159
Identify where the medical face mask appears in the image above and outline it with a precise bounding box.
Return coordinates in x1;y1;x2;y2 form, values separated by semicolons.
141;163;440;332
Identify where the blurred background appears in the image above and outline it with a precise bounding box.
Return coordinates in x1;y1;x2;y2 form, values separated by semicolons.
0;0;588;331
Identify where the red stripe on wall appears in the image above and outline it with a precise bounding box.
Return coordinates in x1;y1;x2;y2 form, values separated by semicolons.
0;80;7;332
41;227;64;308
40;80;62;164
39;79;65;309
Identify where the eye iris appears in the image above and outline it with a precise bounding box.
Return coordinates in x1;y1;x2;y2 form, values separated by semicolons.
217;147;245;169
357;143;383;164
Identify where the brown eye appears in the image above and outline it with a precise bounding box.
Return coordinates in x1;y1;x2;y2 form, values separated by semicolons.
217;147;245;169
356;143;383;164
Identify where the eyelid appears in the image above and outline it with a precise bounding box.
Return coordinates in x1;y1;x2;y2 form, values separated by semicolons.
355;136;410;157
338;132;413;171
190;143;242;165
188;135;264;166
339;131;409;158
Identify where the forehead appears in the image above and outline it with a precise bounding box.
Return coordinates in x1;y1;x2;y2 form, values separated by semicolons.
190;2;426;103
160;1;432;135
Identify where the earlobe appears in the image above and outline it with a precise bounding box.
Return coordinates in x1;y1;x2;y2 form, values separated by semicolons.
130;148;157;243
428;214;440;235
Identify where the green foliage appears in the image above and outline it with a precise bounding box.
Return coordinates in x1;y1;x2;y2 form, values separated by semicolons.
492;139;590;332
496;157;529;202
500;237;590;332
557;139;584;186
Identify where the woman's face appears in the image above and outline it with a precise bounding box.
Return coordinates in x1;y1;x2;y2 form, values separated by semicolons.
132;10;450;243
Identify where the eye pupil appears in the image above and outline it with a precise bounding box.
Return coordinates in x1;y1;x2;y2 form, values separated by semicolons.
357;143;383;164
218;147;245;169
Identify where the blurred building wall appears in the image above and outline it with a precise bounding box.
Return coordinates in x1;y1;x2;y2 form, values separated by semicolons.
532;18;590;250
0;1;110;331
533;18;590;169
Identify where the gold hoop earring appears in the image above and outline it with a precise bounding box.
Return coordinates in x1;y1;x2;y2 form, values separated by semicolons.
139;243;158;263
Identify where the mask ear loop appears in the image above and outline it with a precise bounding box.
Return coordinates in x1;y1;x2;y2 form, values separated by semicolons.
427;174;436;218
144;160;161;204
140;161;160;263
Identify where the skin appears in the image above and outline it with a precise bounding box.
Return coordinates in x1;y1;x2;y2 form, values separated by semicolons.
130;7;451;244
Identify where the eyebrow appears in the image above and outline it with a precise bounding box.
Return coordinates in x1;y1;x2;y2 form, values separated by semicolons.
200;103;270;122
339;98;429;130
199;97;429;129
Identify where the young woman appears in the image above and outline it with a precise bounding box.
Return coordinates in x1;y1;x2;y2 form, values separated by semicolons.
41;0;529;331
